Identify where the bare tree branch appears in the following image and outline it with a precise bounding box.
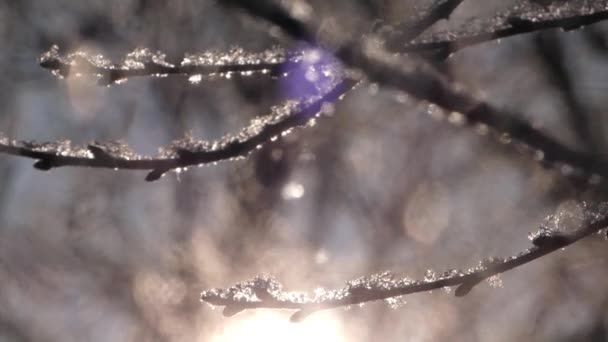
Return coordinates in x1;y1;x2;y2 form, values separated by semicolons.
201;202;608;321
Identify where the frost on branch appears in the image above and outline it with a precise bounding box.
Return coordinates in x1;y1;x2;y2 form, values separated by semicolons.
403;0;608;58
39;45;303;86
201;201;608;321
201;272;417;322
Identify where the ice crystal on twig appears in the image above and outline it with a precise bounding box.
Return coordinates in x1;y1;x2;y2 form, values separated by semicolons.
529;202;608;247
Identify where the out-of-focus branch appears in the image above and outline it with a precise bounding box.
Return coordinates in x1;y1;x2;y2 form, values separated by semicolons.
227;0;608;183
534;32;599;154
38;45;301;86
380;0;465;48
201;202;608;322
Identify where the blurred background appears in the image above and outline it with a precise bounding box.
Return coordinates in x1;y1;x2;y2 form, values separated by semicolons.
1;0;608;341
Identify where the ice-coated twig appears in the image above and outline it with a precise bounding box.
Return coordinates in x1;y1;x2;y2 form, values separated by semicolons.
39;45;302;86
0;77;358;181
401;0;608;59
201;202;608;321
227;0;608;183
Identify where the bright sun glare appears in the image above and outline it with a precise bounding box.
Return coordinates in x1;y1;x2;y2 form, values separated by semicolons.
209;311;345;342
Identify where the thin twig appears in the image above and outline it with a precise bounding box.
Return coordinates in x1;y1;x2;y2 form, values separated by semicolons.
401;0;608;59
201;202;608;321
38;45;301;85
0;77;358;181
